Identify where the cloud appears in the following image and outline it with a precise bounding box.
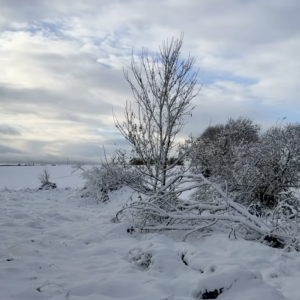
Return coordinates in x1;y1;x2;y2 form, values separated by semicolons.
0;124;20;136
0;145;23;154
0;0;299;163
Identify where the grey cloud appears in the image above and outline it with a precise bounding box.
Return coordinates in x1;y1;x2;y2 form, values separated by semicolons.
0;0;133;33
1;0;300;48
60;135;131;158
0;83;125;121
61;143;104;157
56;112;105;127
0;138;104;164
0;0;300;164
0;144;23;154
0;124;20;135
145;1;300;48
22;140;53;152
101;137;132;150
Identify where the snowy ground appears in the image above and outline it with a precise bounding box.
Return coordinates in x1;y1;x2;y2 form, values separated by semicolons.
0;165;84;190
1;167;300;299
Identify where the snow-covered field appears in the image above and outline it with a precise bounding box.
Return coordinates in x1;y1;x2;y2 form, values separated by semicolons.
0;166;84;190
1;166;300;299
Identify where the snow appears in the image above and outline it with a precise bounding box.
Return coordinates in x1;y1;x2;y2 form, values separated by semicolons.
0;165;84;190
0;166;300;299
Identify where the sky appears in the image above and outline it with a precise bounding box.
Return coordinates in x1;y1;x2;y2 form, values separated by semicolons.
1;0;300;164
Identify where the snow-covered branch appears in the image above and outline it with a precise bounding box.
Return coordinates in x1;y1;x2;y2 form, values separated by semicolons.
116;172;300;249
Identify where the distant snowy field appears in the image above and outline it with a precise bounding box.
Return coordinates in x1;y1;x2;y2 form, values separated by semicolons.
0;167;300;299
0;165;84;190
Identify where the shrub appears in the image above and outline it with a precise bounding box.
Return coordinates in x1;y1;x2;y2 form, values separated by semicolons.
80;165;121;202
38;168;51;185
78;159;142;203
38;169;57;190
183;118;300;209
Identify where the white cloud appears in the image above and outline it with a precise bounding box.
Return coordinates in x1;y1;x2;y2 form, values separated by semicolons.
0;0;300;163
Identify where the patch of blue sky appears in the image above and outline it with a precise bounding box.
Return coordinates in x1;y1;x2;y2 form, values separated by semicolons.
33;21;71;39
38;21;61;34
92;36;108;46
260;105;300;124
91;32;133;58
7;20;74;41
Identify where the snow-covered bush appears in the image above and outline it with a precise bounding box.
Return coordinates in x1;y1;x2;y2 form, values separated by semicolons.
79;165;120;202
252;123;300;207
78;159;142;203
80;166;111;202
182;119;300;209
128;248;152;269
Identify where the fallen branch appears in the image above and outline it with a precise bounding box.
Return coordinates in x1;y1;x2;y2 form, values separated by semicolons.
116;172;300;249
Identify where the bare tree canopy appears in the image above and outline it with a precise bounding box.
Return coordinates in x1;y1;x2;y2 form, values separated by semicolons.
114;34;200;192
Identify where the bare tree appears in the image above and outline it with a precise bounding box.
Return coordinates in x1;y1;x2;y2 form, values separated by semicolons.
114;34;200;193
